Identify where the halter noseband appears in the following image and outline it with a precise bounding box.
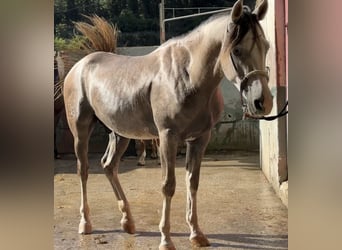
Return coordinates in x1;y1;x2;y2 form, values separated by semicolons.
229;52;270;93
230;53;288;121
239;68;270;93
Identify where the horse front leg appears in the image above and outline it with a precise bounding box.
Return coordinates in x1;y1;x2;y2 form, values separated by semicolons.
185;131;211;247
158;130;178;250
101;133;135;234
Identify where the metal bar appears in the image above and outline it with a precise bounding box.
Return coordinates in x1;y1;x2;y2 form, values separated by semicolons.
163;8;231;23
164;7;228;10
159;0;165;43
218;120;241;124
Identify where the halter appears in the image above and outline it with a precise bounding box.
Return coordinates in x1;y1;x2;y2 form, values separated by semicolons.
230;53;288;121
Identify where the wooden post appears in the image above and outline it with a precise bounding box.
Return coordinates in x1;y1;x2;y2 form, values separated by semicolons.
159;0;165;44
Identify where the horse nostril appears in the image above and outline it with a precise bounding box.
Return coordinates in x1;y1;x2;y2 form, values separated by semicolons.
254;99;264;111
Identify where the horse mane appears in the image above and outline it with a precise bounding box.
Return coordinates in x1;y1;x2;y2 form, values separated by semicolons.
158;11;231;49
161;6;262;49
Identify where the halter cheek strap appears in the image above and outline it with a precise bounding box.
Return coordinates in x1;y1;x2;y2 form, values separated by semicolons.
230;53;245;79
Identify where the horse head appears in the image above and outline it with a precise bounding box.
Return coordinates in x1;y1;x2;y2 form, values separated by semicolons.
219;0;272;116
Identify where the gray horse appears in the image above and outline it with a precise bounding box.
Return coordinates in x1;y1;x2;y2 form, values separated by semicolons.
63;0;272;249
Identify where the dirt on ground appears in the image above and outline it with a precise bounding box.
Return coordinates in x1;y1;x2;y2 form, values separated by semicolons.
54;151;288;250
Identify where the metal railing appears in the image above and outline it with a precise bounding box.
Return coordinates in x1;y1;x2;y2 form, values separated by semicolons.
159;0;232;43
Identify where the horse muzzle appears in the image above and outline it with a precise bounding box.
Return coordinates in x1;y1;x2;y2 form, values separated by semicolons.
240;68;272;117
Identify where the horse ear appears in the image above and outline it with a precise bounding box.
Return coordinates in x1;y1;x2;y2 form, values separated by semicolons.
231;0;244;24
253;0;268;20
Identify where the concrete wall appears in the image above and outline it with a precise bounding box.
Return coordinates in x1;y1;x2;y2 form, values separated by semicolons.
259;0;288;207
56;46;260;153
208;78;259;151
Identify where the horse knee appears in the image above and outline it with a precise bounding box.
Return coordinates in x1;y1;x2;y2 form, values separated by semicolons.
161;178;176;197
76;161;89;178
102;164;115;177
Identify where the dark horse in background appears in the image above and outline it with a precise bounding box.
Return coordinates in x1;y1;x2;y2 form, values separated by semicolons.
54;53;64;159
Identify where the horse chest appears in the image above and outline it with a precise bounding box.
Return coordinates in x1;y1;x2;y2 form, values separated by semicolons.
184;91;224;138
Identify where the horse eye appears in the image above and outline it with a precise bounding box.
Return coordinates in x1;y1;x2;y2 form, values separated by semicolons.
233;47;242;57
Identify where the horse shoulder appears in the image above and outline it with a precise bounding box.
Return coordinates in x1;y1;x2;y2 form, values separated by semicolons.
157;44;191;80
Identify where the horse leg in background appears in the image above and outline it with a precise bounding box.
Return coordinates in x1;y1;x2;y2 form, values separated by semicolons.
185;131;211;247
158;130;178;250
97;119;112;162
151;139;161;165
54;102;65;159
54;112;61;159
135;139;146;166
151;139;160;159
54;56;63;159
177;140;187;156
101;132;135;234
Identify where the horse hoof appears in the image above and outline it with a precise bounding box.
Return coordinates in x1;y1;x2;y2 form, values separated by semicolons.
137;162;145;166
121;219;136;234
159;243;176;250
190;234;210;247
78;221;92;234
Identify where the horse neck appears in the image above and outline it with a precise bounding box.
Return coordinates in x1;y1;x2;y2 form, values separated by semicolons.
184;16;228;88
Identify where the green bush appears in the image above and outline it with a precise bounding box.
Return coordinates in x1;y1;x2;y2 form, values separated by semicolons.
54;37;67;51
54;36;86;51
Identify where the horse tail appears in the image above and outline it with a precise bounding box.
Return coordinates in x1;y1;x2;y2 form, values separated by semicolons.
74;14;119;53
54;15;118;101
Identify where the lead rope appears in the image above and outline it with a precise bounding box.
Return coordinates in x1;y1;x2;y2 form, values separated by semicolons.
244;101;288;121
240;67;288;121
219;100;288;124
239;70;288;121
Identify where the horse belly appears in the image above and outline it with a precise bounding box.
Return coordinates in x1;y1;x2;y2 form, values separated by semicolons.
84;82;156;138
113;116;159;139
93;103;159;139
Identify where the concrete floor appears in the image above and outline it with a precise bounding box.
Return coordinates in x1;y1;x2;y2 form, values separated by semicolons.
54;152;288;250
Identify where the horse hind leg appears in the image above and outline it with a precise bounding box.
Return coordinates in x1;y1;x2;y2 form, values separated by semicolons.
185;131;211;247
68;114;96;234
64;69;99;234
101;132;135;234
